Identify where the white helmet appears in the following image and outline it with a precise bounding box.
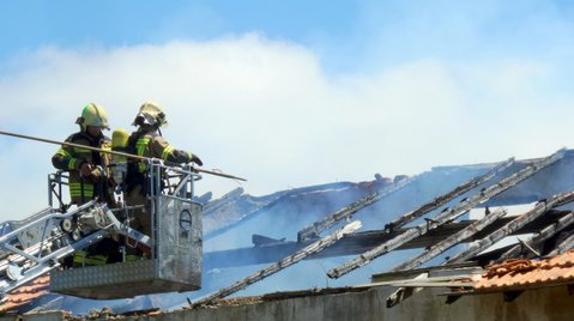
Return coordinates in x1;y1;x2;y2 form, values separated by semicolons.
132;101;167;128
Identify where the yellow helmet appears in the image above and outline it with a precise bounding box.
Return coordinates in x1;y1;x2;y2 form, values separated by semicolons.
132;101;168;128
76;103;110;130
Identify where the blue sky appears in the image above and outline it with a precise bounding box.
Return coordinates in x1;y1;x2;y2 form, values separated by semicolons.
1;1;574;219
2;1;572;73
0;0;358;71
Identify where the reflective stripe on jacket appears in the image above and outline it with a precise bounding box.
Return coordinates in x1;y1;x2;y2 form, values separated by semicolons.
51;131;111;204
73;250;108;266
128;130;193;173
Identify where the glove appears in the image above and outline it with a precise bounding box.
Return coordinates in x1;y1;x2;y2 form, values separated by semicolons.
191;154;203;166
92;165;104;176
79;162;93;177
87;165;105;183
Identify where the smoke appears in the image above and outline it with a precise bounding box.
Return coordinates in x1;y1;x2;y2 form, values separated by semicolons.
198;166;483;301
0;31;572;221
0;2;572;314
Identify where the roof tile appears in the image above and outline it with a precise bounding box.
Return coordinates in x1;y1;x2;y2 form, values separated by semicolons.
475;250;574;291
0;275;50;314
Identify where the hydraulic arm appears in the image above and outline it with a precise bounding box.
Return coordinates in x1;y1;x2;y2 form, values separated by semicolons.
0;200;150;297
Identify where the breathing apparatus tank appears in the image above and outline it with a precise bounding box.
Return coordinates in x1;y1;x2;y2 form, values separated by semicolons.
111;128;130;186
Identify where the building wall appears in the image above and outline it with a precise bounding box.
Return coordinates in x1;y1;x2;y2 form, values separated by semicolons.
144;285;571;321
5;284;571;321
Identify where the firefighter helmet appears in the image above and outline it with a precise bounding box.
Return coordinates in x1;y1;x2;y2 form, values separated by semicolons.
132;101;168;128
76;103;110;130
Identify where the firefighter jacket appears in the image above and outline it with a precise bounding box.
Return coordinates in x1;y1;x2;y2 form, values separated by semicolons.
51;131;112;204
125;129;194;195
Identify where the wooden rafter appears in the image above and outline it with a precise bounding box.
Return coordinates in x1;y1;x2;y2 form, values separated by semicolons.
446;191;574;264
327;149;565;279
191;221;362;309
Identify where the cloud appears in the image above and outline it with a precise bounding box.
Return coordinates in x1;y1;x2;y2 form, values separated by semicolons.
0;33;572;220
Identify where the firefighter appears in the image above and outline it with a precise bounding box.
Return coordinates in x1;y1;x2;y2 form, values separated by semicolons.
124;101;203;237
52;103;120;266
52;103;114;205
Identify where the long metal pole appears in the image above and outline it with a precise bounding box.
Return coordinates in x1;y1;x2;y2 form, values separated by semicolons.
0;129;247;181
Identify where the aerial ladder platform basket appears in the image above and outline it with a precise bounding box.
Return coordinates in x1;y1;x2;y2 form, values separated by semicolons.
50;162;203;299
0;161;203;299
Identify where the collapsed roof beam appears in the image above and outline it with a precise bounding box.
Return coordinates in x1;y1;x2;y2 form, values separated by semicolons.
327;149;565;279
385;208;508;308
390;208;508;272
548;229;574;256
385;158;515;232
385;192;574;308
498;211;574;261
297;176;418;242
297;158;515;243
204;211;569;269
446;191;574;264
190;221;362;309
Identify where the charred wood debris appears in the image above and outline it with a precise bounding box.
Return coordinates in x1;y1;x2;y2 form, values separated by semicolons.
192;148;574;308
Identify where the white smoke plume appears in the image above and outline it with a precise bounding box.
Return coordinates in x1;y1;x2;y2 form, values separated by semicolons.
0;33;571;220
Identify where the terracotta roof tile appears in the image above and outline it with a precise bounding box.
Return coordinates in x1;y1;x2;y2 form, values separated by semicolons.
0;275;50;314
474;250;574;292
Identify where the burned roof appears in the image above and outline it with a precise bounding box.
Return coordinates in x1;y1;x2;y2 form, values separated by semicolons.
197;149;574;307
4;148;574;315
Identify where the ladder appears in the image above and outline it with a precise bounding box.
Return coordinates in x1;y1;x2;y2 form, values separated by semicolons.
0;200;150;297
